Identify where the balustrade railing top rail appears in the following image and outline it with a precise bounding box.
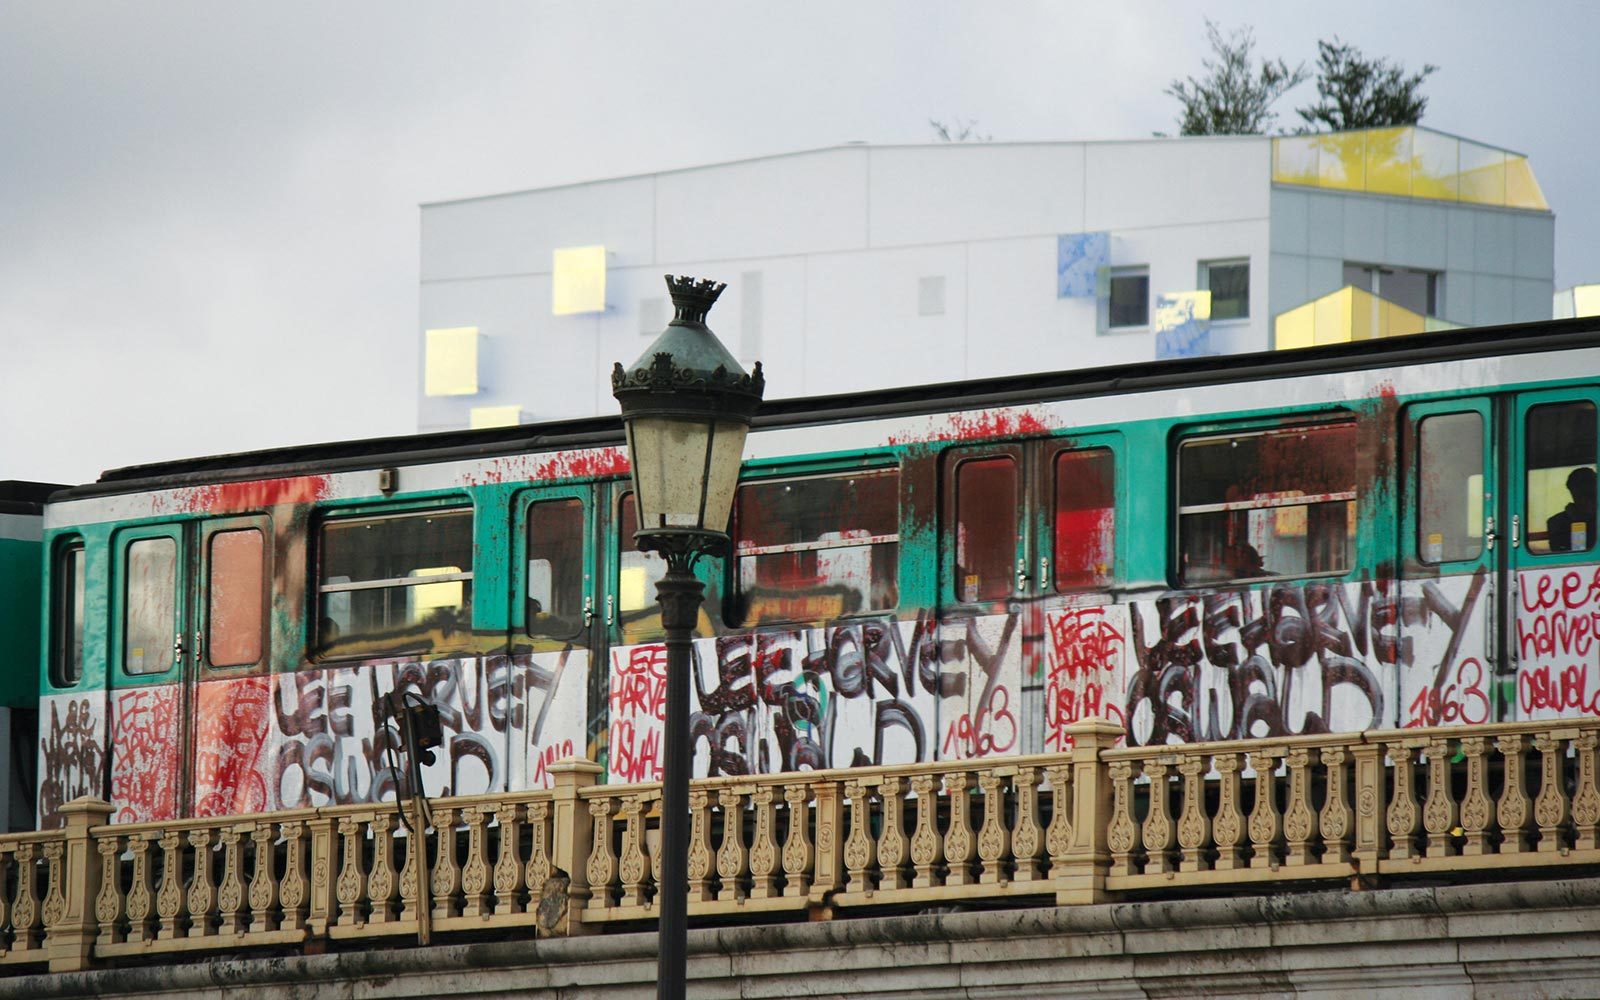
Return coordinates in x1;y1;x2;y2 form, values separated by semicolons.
5;719;1600;974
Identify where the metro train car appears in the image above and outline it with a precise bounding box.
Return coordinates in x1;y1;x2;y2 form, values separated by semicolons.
26;316;1600;828
1;482;55;831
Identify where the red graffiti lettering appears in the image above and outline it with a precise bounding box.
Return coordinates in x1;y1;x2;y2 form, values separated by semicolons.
608;719;662;784
941;684;1017;758
110;687;181;823
1045;608;1125;751
1519;663;1600;717
1405;657;1490;727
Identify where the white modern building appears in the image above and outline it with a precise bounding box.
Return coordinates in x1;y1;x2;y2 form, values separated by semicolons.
417;128;1554;432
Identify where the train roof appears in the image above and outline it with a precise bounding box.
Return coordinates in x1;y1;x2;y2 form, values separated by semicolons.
0;481;69;516
59;315;1600;502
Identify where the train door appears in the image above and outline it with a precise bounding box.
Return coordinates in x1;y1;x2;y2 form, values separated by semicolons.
107;516;272;822
597;483;669;783
513;486;598;788
941;439;1122;759
1401;398;1498;728
106;522;188;823
187;516;272;817
1507;389;1600;720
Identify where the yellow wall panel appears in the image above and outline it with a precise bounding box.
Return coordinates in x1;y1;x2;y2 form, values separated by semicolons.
1272;135;1321;186
1575;285;1600;318
1458;142;1507;206
470;405;522;429
1504;157;1550;211
552;245;608;315
424;326;480;397
1274;303;1316;350
1317;133;1367;191
1363;127;1413;197
1410;128;1460;201
1314;287;1354;345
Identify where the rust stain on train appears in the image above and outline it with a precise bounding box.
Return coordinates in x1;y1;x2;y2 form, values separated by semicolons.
887;407;1054;447
459;446;629;486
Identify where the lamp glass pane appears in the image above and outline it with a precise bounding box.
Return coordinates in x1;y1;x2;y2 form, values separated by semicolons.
629;414;715;531
701;420;749;535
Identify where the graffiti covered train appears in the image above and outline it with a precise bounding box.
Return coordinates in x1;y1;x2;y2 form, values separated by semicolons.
24;318;1600;827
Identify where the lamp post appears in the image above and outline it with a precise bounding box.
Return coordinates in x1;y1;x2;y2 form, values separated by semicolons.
612;275;763;1000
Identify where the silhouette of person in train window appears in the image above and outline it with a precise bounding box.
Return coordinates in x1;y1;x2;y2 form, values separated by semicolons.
1547;466;1597;552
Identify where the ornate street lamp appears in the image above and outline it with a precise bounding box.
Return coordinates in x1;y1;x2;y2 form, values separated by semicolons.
612;275;763;999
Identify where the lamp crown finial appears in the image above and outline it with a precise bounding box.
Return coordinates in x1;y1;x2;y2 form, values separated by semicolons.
665;275;726;325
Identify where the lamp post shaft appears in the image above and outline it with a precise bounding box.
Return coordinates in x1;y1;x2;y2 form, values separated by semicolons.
655;559;703;1000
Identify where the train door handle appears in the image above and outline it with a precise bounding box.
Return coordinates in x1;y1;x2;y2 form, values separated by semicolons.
1512;514;1521;548
1485;515;1496;551
606;594;616;627
583;597;595;627
1015;558;1030;592
172;633;185;661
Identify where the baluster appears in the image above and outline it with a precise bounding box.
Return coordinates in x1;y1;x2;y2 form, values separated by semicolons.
618;796;649;907
397;825;420;925
155;830;186;940
781;784;814;898
279;820;309;933
524;801;553;903
123;834;155;943
1212;752;1246;870
977;771;1012;885
716;788;751;903
216;826;247;937
1177;755;1211;873
1142;758;1176;875
1534;733;1572;853
12;842;41;950
649;792;663;890
910;775;945;889
335;816;367;927
876;777;909;891
1572;732;1600;850
95;833;126;947
1456;737;1493;856
367;813;399;923
843;779;876;894
1422;738;1459;858
182;828;217;938
1386;742;1422;861
1106;760;1141;877
1043;763;1074;879
1319;748;1353;865
459;806;490;918
491;803;525;915
749;785;781;899
686;789;715;903
0;847;11;954
41;841;65;940
1283;747;1320;867
943;772;977;886
247;822;279;934
1496;734;1532;854
1011;767;1044;882
1248;749;1284;869
431;805;462;920
585;797;618;911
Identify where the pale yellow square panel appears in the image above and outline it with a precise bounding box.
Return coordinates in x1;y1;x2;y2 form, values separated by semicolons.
425;327;480;397
1274;303;1315;351
1458;141;1507;206
470;405;523;430
1317;133;1366;191
1504;157;1550;211
1272;135;1320;186
1411;129;1460;201
1575;285;1600;319
553;245;608;315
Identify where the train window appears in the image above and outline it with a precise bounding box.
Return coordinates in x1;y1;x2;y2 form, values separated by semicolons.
1054;449;1115;591
316;508;473;658
50;540;85;688
124;537;178;675
955;457;1018;602
731;470;899;625
1417;413;1483;563
617;493;667;616
528;498;585;638
1177;422;1355;585
1525;401;1597;555
207;528;264;668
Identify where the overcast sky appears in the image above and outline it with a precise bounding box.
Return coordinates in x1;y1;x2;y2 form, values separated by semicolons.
4;1;1597;485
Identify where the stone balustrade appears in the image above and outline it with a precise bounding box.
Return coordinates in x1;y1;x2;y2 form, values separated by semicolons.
4;718;1600;974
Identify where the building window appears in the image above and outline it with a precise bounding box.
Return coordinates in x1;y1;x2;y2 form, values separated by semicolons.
731;470;900;626
1107;267;1149;328
50;540;85;688
1200;259;1250;320
316;508;473;658
1344;262;1440;317
1176;422;1356;586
